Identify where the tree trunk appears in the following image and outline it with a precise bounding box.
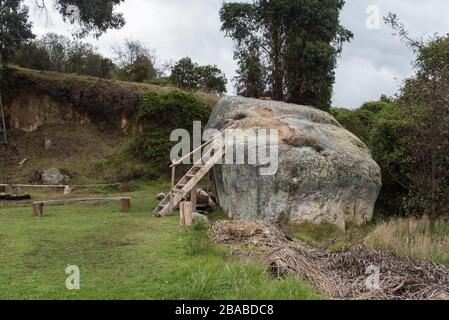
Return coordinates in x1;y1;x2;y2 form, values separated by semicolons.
271;19;283;101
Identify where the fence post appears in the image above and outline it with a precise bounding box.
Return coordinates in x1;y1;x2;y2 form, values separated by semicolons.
170;165;176;213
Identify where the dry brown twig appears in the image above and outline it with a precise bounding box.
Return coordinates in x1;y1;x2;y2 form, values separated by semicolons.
211;220;449;300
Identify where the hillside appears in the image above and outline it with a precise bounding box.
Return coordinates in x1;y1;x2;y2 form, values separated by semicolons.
0;67;219;184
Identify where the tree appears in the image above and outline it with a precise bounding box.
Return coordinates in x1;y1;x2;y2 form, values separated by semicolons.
13;33;115;78
196;65;227;94
170;57;227;94
332;100;410;216
170;57;200;89
0;0;33;64
36;0;125;38
385;14;449;224
234;42;265;98
220;0;352;110
113;39;157;82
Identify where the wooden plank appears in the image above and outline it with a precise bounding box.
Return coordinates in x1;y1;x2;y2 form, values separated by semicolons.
33;197;130;205
12;183;121;189
170;125;233;167
156;146;225;217
32;197;131;215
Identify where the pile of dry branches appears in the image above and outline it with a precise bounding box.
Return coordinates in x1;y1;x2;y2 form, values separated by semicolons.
211;220;449;300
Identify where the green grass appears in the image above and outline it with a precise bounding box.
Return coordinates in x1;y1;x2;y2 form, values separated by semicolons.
0;181;320;300
286;221;374;251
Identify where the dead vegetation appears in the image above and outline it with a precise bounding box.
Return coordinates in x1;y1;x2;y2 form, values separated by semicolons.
365;216;449;265
211;220;449;300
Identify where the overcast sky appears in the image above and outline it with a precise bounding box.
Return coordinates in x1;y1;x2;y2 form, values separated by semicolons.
24;0;449;109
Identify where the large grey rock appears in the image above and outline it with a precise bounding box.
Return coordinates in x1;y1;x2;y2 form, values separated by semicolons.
206;96;382;229
41;168;68;185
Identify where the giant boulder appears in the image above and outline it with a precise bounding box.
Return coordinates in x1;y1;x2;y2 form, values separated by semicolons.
206;96;382;229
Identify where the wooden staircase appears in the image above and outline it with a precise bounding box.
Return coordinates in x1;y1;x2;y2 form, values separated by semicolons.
153;144;225;217
153;124;236;217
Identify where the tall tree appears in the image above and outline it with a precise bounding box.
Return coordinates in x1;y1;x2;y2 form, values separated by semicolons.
234;41;265;98
220;0;352;110
37;0;125;38
113;39;157;82
0;0;33;64
170;57;227;94
385;14;449;225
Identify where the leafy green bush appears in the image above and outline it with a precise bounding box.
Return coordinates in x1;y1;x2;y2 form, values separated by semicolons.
129;90;210;174
332;99;411;217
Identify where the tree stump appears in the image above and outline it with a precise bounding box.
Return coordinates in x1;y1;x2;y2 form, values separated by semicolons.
120;198;131;212
33;202;44;217
180;201;193;226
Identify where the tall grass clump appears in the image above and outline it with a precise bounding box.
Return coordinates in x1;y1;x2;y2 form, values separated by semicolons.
364;216;449;266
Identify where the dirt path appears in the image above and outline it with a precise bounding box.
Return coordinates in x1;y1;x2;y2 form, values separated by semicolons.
211;220;449;300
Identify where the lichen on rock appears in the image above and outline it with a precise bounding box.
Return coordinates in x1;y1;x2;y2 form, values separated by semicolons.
206;96;382;229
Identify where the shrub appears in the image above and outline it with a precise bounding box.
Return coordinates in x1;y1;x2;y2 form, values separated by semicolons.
129;91;210;174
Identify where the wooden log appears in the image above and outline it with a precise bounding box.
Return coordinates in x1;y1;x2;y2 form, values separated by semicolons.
33;202;44;217
120;198;131;212
183;201;193;226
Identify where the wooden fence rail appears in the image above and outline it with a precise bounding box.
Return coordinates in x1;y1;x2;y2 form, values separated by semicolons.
32;197;131;217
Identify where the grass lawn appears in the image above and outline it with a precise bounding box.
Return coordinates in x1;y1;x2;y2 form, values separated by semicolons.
0;181;320;300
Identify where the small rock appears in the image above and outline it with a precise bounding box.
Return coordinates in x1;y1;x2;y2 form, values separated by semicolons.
192;212;209;223
157;192;166;200
41;168;69;185
27;170;42;184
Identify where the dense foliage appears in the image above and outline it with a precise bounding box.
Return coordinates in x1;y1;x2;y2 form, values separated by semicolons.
170;57;227;94
332;99;410;216
45;0;125;38
220;0;352;110
13;33;115;78
130;91;210;172
0;0;33;64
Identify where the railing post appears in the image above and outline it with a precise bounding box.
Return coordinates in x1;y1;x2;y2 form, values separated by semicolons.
191;185;197;213
170;165;176;213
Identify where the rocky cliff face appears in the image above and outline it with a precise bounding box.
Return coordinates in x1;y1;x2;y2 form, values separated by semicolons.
206;96;382;229
5;90;91;132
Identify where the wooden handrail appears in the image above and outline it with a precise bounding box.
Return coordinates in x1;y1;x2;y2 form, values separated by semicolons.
170;124;235;168
33;197;130;205
2;183;122;189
